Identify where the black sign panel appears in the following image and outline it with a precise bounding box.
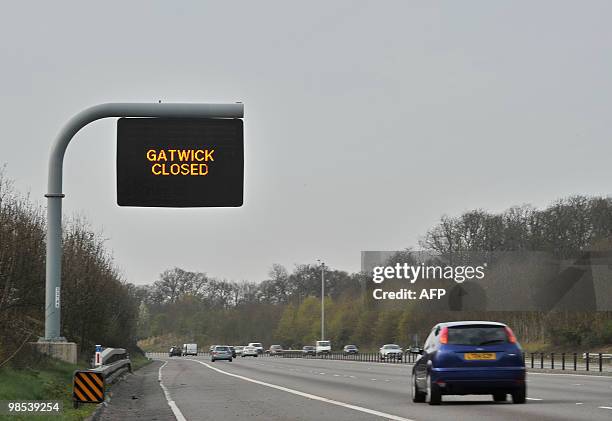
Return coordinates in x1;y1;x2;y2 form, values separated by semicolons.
117;118;243;207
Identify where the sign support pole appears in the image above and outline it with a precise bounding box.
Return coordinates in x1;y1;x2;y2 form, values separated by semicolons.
42;102;244;341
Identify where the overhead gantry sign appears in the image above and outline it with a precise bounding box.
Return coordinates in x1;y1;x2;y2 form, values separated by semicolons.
43;102;244;342
117;118;243;207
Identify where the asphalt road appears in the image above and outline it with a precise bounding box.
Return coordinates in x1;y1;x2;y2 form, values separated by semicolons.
103;356;612;421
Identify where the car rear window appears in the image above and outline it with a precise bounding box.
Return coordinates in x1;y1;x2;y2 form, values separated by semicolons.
383;344;400;349
215;346;229;351
252;343;262;347
447;325;508;346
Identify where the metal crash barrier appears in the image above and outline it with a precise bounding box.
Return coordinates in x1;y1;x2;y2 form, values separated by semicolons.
73;347;131;408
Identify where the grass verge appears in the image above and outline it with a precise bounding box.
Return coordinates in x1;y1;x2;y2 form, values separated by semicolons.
0;350;151;421
129;352;151;371
0;357;95;421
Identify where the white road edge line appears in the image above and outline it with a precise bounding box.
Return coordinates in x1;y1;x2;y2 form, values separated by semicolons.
526;397;542;401
185;359;415;421
599;406;612;410
158;360;187;421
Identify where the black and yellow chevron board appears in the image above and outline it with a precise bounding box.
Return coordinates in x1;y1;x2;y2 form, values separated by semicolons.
73;371;105;403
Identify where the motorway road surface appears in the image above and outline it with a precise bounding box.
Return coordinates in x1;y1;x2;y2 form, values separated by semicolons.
99;356;612;421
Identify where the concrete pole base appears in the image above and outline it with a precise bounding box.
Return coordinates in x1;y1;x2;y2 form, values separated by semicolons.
30;341;78;364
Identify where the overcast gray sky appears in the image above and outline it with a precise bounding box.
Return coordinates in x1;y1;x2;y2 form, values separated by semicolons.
1;1;611;285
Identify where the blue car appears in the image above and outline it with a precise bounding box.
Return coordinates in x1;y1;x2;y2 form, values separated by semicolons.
411;321;526;405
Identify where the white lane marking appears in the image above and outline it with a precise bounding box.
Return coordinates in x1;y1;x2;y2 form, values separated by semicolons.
185;359;415;421
526;398;543;401
573;384;582;386
599;406;612;410
333;374;340;377
575;403;583;405
157;361;187;421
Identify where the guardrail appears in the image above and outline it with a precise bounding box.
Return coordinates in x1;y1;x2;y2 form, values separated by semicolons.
145;350;612;373
73;347;131;408
269;350;420;364
90;347;132;383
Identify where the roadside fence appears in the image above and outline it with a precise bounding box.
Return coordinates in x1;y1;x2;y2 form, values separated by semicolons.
145;350;612;373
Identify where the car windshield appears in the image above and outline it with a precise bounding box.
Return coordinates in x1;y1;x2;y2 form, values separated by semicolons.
303;346;314;350
345;345;356;349
447;325;508;346
271;345;281;349
383;344;400;349
252;343;262;347
317;341;330;346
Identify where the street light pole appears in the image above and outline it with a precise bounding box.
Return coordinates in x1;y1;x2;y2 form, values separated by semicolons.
317;259;325;341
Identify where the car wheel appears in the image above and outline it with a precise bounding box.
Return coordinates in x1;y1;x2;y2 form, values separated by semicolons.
411;372;426;403
255;354;258;357
229;358;233;362
211;358;215;362
426;373;442;405
512;385;526;404
493;392;506;402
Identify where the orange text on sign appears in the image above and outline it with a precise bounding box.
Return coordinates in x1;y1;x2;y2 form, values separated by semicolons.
146;149;214;176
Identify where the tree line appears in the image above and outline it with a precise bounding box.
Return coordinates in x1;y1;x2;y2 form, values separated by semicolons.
2;163;611;360
137;196;612;351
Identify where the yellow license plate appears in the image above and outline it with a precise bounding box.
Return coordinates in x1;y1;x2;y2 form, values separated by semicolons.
464;352;496;360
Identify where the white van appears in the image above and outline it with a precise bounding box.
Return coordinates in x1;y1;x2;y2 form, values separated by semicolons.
315;340;331;355
247;342;264;354
182;343;198;356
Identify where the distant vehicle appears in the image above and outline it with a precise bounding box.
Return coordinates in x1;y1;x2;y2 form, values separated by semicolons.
248;342;264;354
234;346;245;356
343;345;359;354
302;345;316;356
315;340;331;355
228;346;236;358
411;321;526;405
242;346;259;357
168;346;182;357
211;345;233;362
182;343;198;356
379;344;403;360
268;345;283;355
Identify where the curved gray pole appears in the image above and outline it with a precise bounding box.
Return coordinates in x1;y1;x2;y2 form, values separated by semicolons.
44;102;244;340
